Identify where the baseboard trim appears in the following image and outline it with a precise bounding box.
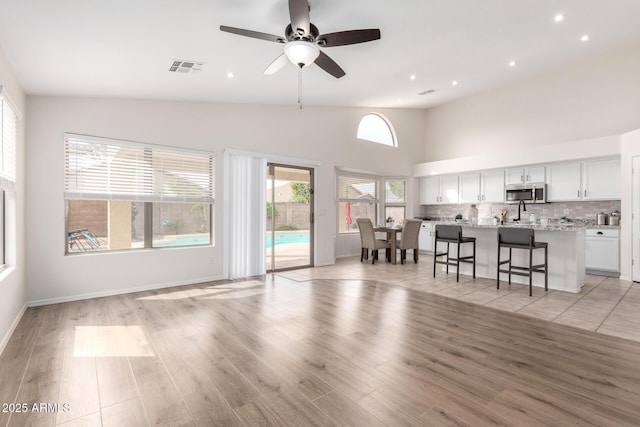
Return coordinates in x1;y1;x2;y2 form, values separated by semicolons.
27;275;226;307
0;304;27;356
586;269;621;278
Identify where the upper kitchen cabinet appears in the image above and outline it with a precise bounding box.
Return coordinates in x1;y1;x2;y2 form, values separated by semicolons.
420;175;459;205
505;166;546;185
419;176;439;205
459;173;481;204
583;158;621;200
545;159;621;201
546;162;582;201
481;170;505;203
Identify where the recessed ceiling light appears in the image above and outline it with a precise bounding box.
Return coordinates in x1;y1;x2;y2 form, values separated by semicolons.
509;60;516;67
410;74;416;80
227;72;235;79
554;14;564;23
452;80;458;86
581;34;590;42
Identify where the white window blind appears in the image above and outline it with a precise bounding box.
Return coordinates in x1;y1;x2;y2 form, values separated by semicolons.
0;92;17;192
64;134;214;203
337;174;377;203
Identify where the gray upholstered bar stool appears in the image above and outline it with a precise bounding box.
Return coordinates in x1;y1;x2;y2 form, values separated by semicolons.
433;225;476;282
497;227;548;296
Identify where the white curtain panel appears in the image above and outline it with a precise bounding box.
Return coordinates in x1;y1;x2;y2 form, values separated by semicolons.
227;153;266;279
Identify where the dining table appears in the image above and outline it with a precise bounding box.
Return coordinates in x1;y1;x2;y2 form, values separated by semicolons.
374;226;402;265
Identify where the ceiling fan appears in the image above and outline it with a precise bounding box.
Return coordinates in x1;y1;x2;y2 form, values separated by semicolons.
220;0;381;79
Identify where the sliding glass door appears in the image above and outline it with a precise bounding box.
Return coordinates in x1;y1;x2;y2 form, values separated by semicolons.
266;164;314;272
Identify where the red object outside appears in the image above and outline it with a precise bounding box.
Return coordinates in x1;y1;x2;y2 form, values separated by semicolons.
345;202;352;225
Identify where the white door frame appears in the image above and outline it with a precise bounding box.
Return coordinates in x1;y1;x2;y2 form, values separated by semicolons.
633;156;640;282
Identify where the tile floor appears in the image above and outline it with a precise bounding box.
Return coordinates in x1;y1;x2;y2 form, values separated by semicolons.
277;255;640;343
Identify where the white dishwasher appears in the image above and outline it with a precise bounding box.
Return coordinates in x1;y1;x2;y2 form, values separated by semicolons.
585;228;620;277
419;221;435;253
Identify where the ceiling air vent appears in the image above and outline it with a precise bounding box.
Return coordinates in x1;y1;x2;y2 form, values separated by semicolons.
418;89;437;95
169;60;204;73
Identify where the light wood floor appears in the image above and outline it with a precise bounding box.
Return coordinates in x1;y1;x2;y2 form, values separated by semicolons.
1;259;640;426
282;256;640;343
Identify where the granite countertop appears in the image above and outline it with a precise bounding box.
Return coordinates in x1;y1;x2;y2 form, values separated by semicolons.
423;220;587;231
417;218;620;232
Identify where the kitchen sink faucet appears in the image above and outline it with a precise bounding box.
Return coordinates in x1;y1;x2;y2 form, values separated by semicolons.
517;200;527;221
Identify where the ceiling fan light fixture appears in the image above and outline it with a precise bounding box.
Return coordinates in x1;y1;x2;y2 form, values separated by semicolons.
284;41;320;67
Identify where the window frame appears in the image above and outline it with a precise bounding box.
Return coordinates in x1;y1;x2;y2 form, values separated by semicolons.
0;87;19;269
356;113;398;147
64;134;215;254
0;191;4;267
336;172;408;235
337;172;379;235
383;178;407;226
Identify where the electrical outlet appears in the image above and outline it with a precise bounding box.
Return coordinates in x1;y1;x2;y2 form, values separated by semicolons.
563;209;570;215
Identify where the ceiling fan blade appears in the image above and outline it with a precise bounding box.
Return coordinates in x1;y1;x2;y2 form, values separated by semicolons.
288;0;311;37
264;54;289;75
317;29;381;47
315;51;345;79
220;25;285;43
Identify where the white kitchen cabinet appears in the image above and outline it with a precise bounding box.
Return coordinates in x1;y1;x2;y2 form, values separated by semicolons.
505;166;545;185
480;170;505;203
440;175;460;204
419;175;458;205
546;162;581;201
419;221;435;253
583;159;621;200
419;176;439;204
459;173;481;204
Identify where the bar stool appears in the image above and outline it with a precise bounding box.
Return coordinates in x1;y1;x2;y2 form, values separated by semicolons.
497;227;548;296
433;225;476;282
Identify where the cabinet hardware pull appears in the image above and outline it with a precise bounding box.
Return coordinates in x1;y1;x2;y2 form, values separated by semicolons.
577;190;580;197
584;190;587;198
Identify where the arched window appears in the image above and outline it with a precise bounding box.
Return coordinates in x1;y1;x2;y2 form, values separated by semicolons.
356;113;397;147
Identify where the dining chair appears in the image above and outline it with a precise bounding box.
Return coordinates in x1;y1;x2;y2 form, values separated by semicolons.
356;218;391;264
396;219;422;264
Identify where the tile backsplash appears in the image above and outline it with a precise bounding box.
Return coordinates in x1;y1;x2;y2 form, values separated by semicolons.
418;200;621;224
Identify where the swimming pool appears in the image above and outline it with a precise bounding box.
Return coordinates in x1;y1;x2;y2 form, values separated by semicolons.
266;231;310;248
151;231;309;248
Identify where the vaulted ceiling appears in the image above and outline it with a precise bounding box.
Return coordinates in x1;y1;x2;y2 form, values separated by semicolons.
1;0;639;108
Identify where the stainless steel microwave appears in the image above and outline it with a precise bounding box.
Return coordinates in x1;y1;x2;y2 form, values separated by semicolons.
505;183;546;204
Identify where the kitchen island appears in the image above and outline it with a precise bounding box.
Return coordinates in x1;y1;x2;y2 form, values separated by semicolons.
436;223;585;293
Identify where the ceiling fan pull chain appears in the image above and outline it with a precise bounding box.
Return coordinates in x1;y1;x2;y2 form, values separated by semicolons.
298;65;303;110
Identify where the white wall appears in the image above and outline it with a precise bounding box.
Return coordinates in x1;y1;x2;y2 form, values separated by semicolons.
422;42;640;161
25;96;425;303
418;41;640;283
0;45;26;353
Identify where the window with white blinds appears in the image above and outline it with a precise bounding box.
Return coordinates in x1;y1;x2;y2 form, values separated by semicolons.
0;91;17;192
64;134;214;203
337;173;379;234
337;175;377;203
337;172;407;233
